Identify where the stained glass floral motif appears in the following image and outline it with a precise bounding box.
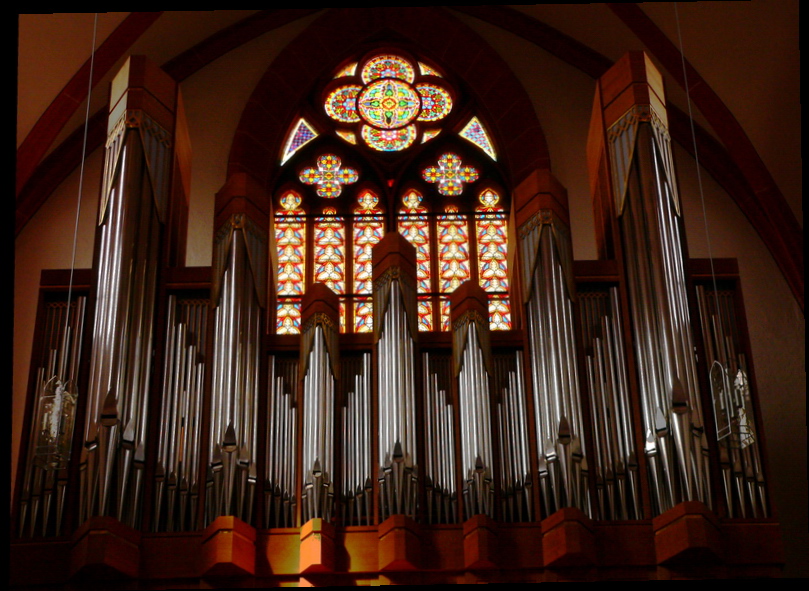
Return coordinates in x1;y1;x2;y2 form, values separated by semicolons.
324;53;452;152
398;190;432;294
314;207;345;294
362;125;417;152
476;189;509;293
437;205;470;292
325;85;362;123
300;154;359;198
354;298;373;333
415;84;453;122
417;297;433;332
488;297;512;331
276;301;302;334
275;192;306;297
358;79;420;129
353;191;384;295
423;153;479;196
361;54;415;84
281;118;318;165
459;116;497;161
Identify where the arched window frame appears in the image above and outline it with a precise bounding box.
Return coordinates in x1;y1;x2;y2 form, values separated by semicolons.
272;48;512;335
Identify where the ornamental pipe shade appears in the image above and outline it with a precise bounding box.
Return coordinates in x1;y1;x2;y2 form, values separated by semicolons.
83;57;179;526
515;171;588;518
372;232;419;521
589;52;711;515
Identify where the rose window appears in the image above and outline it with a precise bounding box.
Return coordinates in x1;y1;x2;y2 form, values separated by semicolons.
324;54;453;152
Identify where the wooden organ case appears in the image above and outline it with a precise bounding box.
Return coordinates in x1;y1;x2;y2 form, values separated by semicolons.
11;53;784;586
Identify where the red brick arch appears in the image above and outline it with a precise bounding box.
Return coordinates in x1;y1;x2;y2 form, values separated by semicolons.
226;7;551;197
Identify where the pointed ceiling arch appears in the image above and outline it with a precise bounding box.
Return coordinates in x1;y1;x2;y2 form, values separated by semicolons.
226;7;551;194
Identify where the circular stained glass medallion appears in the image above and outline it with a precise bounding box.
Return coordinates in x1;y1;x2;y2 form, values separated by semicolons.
361;124;417;152
361;54;415;84
325;85;361;123
415;84;452;122
357;79;420;130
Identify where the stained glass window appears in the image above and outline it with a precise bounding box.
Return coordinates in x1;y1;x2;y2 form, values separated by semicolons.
300;154;359;198
281;118;318;165
396;187;511;332
334;62;358;79
361;54;416;84
459;116;497;161
353;191;384;332
325;86;362;123
476;189;509;293
476;189;511;330
275;52;512;335
418;62;442;77
275;191;306;334
323;53;452;152
437;205;471;293
314;207;346;294
423;153;479;196
398;190;432;294
362;125;417;152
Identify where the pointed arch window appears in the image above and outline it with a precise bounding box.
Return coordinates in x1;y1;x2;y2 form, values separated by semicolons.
274;50;511;334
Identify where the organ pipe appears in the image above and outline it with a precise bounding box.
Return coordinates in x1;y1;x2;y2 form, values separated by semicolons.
266;355;299;527
422;353;457;524
340;353;373;525
578;288;640;519
82;58;179;525
516;175;589;517
372;233;419;521
493;351;532;522
697;285;766;518
19;296;86;538
593;53;711;514
207;212;266;524
153;296;207;531
451;282;496;520
298;283;340;523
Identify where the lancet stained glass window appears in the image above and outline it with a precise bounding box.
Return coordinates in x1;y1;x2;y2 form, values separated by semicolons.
396;187;512;332
353;191;384;332
275;191;306;334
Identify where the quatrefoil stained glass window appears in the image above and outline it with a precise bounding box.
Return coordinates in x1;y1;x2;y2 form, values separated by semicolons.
324;54;453;152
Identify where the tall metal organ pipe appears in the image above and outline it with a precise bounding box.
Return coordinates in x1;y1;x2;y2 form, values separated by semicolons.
451;283;496;520
590;53;711;515
82;58;179;525
372;233;419;521
298;283;340;523
515;171;589;517
207;209;266;525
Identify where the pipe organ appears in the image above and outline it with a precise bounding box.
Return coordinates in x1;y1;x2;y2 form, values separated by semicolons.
373;234;420;522
12;52;783;584
451;283;496;520
298;284;340;523
81;57;178;528
517;181;589;517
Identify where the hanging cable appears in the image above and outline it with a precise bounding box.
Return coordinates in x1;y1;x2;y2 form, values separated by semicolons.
673;4;724;324
63;12;99;346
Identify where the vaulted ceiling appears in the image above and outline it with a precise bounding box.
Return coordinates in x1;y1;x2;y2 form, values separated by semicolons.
16;6;801;308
